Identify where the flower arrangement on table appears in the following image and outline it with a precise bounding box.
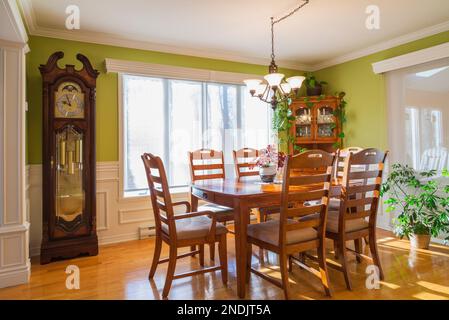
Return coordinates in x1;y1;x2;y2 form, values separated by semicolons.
250;145;286;183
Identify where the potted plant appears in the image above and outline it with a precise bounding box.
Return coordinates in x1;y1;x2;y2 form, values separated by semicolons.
251;145;286;183
304;73;328;96
380;164;449;249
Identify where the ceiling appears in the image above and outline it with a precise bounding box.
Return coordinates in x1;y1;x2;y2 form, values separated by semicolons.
19;0;449;71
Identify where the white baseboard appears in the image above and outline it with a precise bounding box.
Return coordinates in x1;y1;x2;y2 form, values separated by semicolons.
98;232;142;246
0;264;30;289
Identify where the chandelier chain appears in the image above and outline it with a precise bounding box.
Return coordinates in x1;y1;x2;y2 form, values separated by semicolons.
270;0;310;60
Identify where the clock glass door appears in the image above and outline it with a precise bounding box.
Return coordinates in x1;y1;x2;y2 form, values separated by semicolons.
55;125;85;234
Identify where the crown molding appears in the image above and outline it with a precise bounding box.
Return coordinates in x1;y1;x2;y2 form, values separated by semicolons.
372;41;449;74
2;0;28;44
311;20;449;71
18;0;449;73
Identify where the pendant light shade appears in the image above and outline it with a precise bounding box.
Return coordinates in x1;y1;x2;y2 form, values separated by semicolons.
286;76;306;89
243;79;262;92
280;83;292;94
264;73;284;87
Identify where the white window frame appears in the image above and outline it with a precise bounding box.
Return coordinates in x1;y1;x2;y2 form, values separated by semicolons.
110;59;264;201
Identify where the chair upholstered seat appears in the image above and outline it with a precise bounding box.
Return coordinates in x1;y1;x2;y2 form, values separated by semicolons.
247;220;317;246
300;210;369;233
162;215;228;240
326;210;369;233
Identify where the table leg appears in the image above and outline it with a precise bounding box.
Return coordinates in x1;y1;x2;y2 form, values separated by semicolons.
190;192;198;211
234;198;249;299
190;192;199;255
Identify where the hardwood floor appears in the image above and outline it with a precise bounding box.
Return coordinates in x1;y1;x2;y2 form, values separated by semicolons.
1;229;449;300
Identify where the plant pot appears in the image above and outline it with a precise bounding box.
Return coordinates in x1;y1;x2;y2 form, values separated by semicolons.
409;234;431;249
306;84;322;96
259;166;277;183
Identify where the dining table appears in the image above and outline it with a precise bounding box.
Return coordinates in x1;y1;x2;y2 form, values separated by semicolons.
190;176;342;299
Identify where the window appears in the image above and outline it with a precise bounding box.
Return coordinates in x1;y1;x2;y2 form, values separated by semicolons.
122;74;273;195
387;57;449;173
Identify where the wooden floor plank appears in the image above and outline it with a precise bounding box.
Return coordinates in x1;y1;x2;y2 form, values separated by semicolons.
1;229;449;300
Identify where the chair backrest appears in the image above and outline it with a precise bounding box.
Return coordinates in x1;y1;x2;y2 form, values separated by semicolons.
419;147;448;172
335;147;363;181
141;153;176;239
339;148;388;230
279;150;336;247
233;148;260;179
188;149;226;182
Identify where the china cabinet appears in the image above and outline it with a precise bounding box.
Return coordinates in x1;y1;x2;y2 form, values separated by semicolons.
289;96;341;154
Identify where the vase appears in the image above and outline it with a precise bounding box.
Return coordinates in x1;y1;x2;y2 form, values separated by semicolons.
259;166;277;183
274;166;284;184
409;234;431;249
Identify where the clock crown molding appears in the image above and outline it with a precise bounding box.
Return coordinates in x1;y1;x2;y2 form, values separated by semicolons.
18;0;449;72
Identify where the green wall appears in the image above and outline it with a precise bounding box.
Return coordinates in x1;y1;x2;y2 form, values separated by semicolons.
26;36;303;164
314;31;449;150
27;32;449;163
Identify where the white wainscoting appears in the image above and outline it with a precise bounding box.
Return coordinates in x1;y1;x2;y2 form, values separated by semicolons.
28;162;190;257
0;42;30;288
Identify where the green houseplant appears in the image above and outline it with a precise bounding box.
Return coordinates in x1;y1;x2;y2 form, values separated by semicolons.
272;100;306;154
304;73;328;96
380;164;449;249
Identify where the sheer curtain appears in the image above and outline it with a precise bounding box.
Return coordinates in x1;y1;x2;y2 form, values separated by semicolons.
384;57;449;231
386;57;449;172
122;75;273;194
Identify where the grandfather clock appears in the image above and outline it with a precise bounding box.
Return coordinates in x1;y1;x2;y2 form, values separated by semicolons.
40;52;99;264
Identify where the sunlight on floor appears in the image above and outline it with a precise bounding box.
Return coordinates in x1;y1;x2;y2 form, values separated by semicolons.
379;281;401;289
416;281;449;296
413;292;448;300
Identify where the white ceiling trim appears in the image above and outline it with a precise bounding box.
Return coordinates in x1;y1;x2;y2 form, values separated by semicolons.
312;20;449;71
105;58;263;84
18;0;449;73
372;42;449;74
2;0;28;44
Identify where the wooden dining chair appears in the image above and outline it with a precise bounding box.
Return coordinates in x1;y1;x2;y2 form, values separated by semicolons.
233;148;260;178
142;153;228;298
330;146;367;250
323;148;388;290
188;149;234;261
246;150;336;299
233;147;280;224
334;147;363;182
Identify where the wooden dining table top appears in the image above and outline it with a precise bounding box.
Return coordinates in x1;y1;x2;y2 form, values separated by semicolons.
191;176;342;198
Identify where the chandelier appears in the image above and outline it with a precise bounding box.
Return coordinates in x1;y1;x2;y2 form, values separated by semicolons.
244;0;309;110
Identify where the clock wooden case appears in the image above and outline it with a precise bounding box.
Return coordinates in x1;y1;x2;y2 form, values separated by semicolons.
40;52;99;264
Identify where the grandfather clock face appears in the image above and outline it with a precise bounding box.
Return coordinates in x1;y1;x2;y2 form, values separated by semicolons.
55;81;85;118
